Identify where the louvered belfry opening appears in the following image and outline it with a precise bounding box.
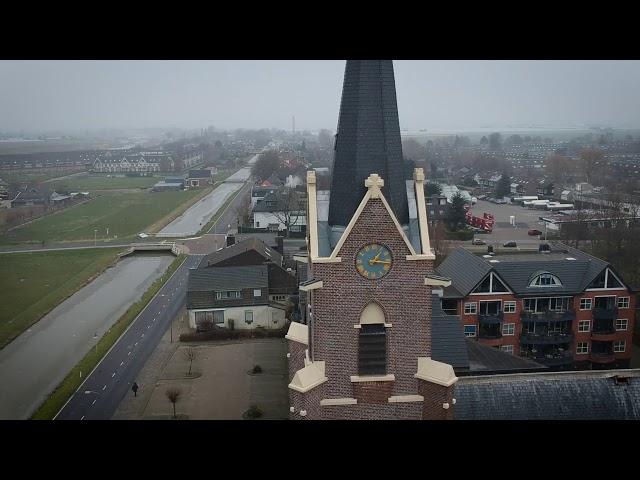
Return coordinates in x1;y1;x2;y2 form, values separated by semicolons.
358;324;387;375
328;60;409;228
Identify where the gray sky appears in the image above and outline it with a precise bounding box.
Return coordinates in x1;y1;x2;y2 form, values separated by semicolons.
1;60;639;133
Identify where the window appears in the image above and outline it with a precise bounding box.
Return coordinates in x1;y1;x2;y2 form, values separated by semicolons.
464;325;477;337
618;297;630;309
500;345;514;354
213;310;224;324
578;320;590;332
358;324;386;375
523;299;535;312
464;302;477;315
588;268;624;289
216;290;241;300
502;323;515;336
244;310;253;324
576;342;589;354
613;340;626;353
529;272;562;287
503;301;516;313
580;298;592;310
616;319;628;331
253;289;262;297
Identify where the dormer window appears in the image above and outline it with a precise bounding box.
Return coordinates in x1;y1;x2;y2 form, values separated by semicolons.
529;273;562;287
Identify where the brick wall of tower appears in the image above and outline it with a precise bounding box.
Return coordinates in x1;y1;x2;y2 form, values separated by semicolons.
417;380;455;420
309;197;434;419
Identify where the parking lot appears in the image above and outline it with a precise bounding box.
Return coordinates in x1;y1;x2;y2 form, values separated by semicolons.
468;199;550;246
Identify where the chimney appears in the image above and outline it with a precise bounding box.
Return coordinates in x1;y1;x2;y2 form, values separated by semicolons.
276;235;284;256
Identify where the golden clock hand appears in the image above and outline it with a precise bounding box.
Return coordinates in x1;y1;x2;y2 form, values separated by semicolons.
371;260;391;265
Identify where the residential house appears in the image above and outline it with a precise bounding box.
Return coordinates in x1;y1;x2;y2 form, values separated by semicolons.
187;169;212;188
436;244;636;370
252;188;307;234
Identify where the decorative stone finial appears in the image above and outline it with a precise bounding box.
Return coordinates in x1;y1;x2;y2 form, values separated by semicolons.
413;167;425;183
307;170;316;185
365;173;385;198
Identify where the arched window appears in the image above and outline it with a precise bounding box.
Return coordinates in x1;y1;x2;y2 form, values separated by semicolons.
529;272;562;287
358;302;387;376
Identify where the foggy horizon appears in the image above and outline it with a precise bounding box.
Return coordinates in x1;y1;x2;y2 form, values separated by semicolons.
1;60;640;134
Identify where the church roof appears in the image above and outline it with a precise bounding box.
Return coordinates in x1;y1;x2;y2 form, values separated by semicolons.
328;60;409;227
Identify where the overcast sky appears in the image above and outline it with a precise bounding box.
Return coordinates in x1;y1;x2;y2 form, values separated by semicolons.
1;60;639;133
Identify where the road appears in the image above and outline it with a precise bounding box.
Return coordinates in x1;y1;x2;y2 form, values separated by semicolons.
55;254;203;420
207;181;253;234
0;255;173;419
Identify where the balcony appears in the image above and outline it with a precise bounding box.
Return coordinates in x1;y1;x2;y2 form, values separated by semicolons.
478;312;504;325
521;310;576;323
591;351;616;364
592;319;616;340
521;351;574;367
520;332;573;345
592;307;618;321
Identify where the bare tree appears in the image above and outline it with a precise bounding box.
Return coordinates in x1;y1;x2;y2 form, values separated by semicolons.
165;387;181;419
233;195;251;227
270;187;305;238
183;347;197;376
579;148;603;184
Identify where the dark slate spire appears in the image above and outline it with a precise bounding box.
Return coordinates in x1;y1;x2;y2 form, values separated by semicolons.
328;60;409;227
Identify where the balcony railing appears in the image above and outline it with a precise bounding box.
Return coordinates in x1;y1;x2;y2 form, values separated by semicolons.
520;332;573;345
521;351;574;367
478;312;504;325
593;307;619;321
521;310;576;323
591;351;616;363
478;330;502;340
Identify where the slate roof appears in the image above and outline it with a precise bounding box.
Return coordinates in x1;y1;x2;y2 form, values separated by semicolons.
430;297;469;370
252;189;304;213
454;370;640;419
436;244;614;297
328;60;409;227
465;340;546;374
198;237;282;268
188;169;211;178
187;265;269;292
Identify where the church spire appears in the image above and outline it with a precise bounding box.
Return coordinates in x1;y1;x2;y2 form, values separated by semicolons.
328;60;409;227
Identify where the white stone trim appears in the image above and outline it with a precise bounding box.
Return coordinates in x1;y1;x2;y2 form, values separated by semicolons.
354;323;392;329
307;170;319;259
328;173;419;260
293;254;308;263
413;168;433;256
388;395;424;403
424;277;451;287
285;322;309;345
407;253;436;261
320;398;358;406
350;374;395;383
311;256;342;263
288;361;328;393
414;357;458;387
299;280;323;292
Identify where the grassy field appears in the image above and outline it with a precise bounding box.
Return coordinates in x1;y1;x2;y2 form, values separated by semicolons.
31;254;186;420
50;175;158;191
0;189;202;244
0;248;124;349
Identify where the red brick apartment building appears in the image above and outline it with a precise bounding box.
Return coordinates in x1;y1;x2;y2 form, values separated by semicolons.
436;245;636;369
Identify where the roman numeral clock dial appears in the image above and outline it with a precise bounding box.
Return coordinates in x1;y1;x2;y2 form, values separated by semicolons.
356;243;393;279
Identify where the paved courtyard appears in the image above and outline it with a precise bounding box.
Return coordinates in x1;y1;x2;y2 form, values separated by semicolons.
114;334;289;420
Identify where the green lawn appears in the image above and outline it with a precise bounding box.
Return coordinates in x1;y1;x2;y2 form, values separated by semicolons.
0;189;202;244
0;248;123;349
51;175;159;191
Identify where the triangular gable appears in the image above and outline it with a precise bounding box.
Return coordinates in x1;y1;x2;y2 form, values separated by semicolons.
587;267;627;290
470;271;512;295
328;174;417;260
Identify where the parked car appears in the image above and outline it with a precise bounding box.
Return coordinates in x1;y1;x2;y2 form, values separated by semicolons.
503;241;517;247
472;238;486;245
528;229;542;236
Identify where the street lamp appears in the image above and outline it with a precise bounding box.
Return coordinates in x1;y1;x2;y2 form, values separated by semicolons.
93;332;98;355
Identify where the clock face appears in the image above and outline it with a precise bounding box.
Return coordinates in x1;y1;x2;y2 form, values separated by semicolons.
356;243;393;279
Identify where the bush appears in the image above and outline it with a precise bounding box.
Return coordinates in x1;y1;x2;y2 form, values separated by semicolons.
252;365;263;374
179;325;288;343
246;405;263;419
445;228;474;241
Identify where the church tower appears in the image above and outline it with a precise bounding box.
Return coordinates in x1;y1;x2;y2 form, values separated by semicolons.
286;60;458;420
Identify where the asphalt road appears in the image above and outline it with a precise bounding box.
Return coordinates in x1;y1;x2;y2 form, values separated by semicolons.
55;254;203;420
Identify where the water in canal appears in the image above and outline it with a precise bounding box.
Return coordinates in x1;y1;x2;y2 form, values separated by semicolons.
0;253;174;419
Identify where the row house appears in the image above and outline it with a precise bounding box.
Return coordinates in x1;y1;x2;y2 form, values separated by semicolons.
436;244;636;370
